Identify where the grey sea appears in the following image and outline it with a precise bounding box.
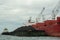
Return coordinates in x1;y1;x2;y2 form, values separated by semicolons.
0;35;60;40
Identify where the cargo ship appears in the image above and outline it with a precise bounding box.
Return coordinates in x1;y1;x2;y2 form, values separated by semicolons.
1;1;60;37
1;8;60;37
2;16;60;37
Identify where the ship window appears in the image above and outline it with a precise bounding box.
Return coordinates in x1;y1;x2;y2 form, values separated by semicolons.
44;25;46;26
57;22;60;24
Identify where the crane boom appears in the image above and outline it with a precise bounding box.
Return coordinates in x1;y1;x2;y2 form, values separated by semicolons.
40;7;45;14
52;0;60;20
36;7;45;22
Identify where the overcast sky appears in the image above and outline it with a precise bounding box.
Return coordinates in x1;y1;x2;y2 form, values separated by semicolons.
0;0;60;33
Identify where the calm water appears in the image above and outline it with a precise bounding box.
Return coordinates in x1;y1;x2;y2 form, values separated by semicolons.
0;35;60;40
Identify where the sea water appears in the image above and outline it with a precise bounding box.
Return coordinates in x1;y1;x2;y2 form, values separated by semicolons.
0;35;60;40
